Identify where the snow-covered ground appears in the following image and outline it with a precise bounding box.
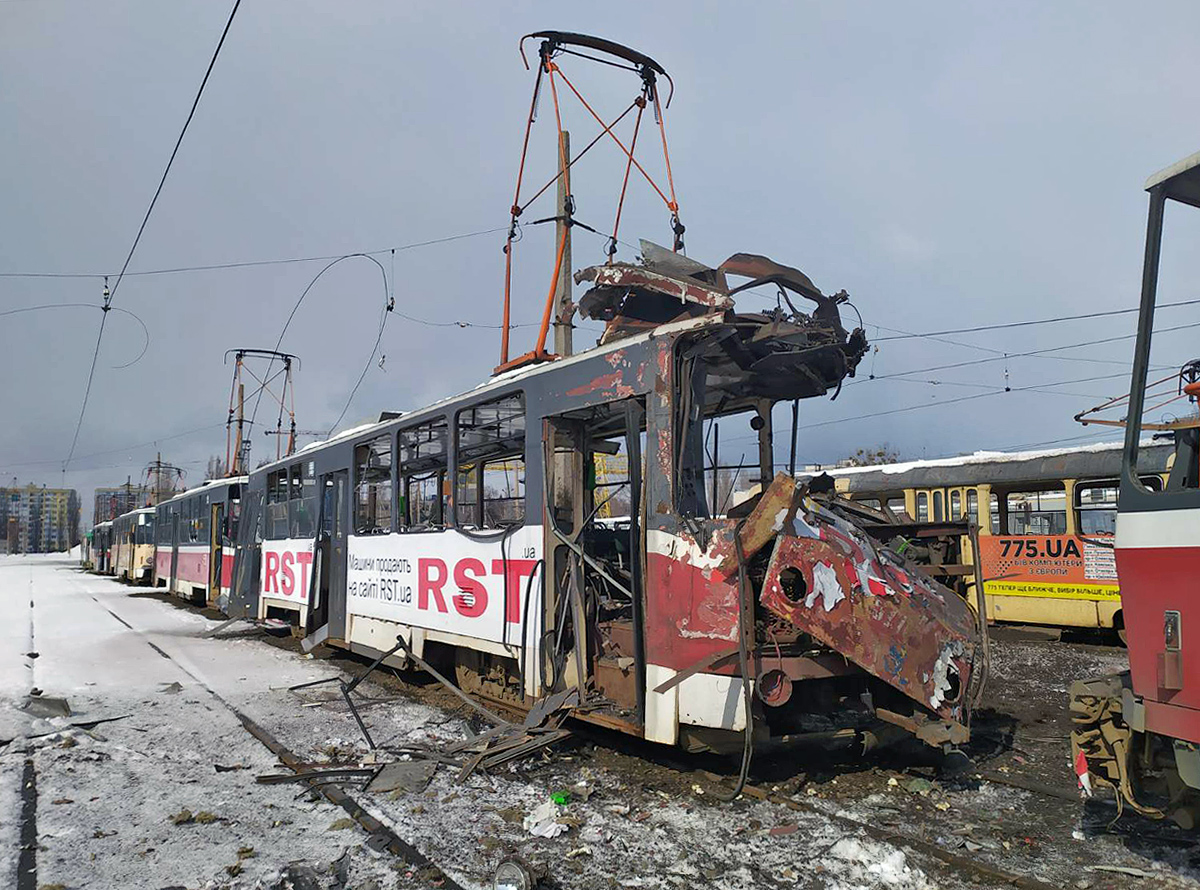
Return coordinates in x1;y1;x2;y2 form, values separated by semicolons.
6;553;1132;890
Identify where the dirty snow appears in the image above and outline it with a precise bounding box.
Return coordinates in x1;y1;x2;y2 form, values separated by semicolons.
6;554;1196;890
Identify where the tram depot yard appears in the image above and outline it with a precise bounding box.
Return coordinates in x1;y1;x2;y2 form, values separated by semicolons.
7;15;1200;890
2;552;1196;890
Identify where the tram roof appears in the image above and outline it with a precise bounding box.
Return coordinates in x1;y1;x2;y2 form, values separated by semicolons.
799;438;1173;492
254;312;724;476
1146;150;1200;208
113;505;156;522
155;475;248;508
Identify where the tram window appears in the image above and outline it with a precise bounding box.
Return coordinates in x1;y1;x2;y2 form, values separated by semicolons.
267;469;289;539
197;496;210;543
456;462;479;527
290;463;317;537
227;484;242;542
1006;489;1068;535
950;490;961;519
917;492;929;522
933;491;944;521
966;490;978;523
1076;476;1163;535
355;436;393;534
591;437;633;520
400;418;449;529
136;516;153;546
667;403;761;520
456;393;525;529
482;458;525;525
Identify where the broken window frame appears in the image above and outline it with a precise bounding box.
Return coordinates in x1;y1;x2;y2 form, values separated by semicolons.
266;469;290;539
454;392;526;531
354;435;394;535
1075;475;1162;536
674;349;772;522
290;463;317;538
398;416;449;532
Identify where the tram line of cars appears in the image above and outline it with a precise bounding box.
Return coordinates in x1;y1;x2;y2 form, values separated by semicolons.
74;48;1200;824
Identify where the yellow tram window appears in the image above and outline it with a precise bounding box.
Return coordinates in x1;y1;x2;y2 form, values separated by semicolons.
1006;489;1067;535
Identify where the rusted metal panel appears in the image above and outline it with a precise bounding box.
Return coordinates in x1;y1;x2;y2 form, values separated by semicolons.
733;472;800;562
756;495;980;728
575;262;733;311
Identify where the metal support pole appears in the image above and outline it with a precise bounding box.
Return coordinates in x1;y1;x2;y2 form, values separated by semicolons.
553;131;573;357
235;384;245;476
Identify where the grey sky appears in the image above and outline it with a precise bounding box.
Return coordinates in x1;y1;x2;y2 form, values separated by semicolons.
3;1;1199;523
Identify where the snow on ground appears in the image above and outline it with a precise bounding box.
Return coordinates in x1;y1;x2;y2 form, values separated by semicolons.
0;555;420;890
0;553;1096;889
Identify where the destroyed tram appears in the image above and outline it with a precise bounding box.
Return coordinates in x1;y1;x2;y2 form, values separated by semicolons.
224;245;985;757
218;31;985;761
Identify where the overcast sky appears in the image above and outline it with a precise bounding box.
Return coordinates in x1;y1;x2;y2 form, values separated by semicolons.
3;1;1200;523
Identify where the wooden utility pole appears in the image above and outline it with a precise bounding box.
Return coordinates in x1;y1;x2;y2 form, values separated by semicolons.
235;384;245;476
553;130;573;358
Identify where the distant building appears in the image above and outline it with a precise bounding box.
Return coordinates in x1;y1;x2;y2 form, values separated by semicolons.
0;484;81;553
94;485;150;524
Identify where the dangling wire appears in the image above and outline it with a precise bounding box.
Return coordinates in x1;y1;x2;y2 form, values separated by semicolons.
610;94;648;260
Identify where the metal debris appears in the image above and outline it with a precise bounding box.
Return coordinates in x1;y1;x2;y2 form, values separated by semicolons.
365;760;438;795
22;695;71;718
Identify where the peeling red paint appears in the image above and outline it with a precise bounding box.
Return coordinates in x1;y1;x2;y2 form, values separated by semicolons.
566;371;636;399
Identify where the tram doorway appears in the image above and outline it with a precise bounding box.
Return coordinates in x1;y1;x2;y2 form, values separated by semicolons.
543;399;647;727
311;469;348;635
169;512;180;593
209;503;224;606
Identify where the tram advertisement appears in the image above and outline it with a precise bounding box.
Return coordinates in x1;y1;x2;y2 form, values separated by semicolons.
346;528;542;644
261;538;317;604
978;535;1119;600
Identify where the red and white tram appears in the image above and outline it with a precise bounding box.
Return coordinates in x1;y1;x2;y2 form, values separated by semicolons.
1072;150;1200;826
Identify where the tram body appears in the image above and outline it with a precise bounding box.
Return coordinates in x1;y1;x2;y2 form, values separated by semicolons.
92;521;114;574
154;477;245;608
1072;151;1200;826
80;528;94;568
807;442;1173;634
112;506;155;583
228;252;986;751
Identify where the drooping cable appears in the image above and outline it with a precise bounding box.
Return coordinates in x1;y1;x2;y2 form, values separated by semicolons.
0;302;150;368
0;226;507;280
247;253;390;436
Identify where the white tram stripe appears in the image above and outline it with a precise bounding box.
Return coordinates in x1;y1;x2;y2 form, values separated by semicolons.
1117;509;1200;549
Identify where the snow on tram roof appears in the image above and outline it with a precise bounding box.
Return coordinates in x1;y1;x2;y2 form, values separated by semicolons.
157;474;248;506
802;438;1157;479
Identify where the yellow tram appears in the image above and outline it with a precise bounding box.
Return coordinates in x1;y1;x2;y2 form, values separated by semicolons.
804;440;1173;635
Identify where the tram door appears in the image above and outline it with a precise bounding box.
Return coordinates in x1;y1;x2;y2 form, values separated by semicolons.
169;511;180;594
209;503;224;605
311;469;348;633
543;400;647;724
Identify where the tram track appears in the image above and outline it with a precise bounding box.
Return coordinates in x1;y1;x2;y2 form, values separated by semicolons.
86;593;465;890
114;581;1196;889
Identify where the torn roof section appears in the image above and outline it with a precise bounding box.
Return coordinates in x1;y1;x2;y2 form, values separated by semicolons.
574;240;868;397
575;239;858;344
